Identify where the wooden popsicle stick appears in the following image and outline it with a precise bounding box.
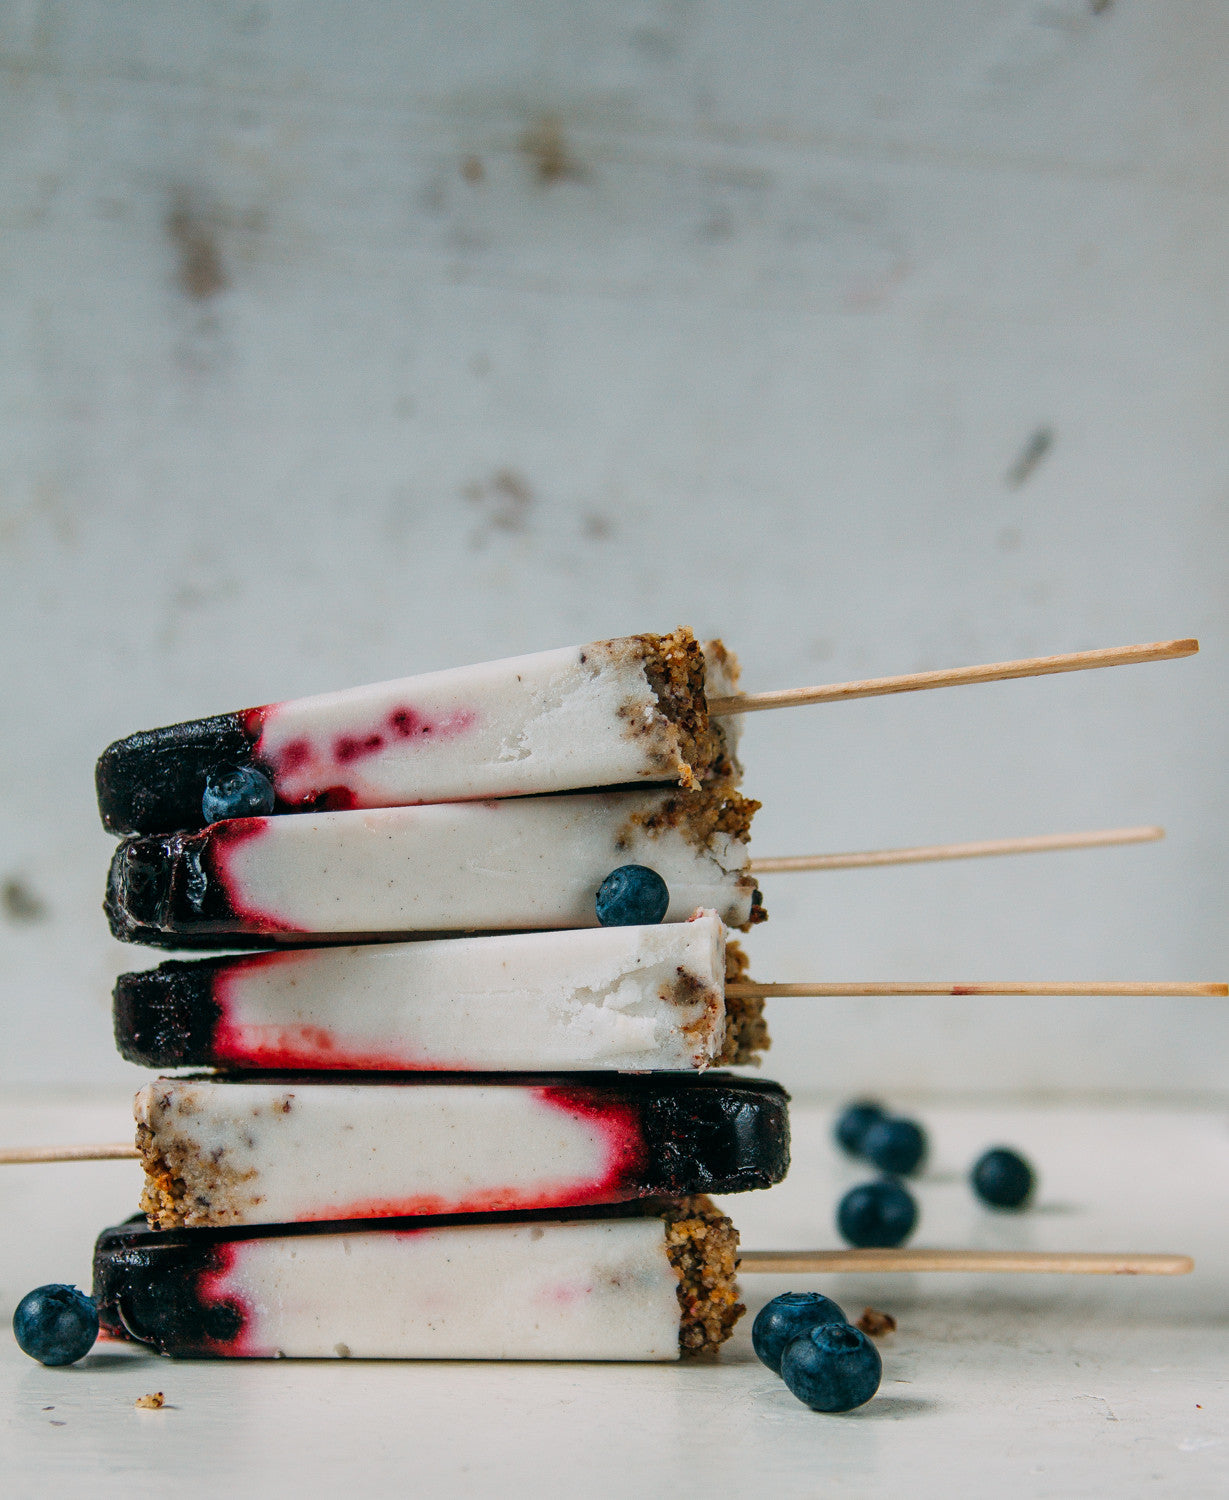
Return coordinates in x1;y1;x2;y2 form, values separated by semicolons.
709;638;1198;716
739;1248;1193;1276
727;981;1228;999
0;1143;139;1165
750;824;1163;875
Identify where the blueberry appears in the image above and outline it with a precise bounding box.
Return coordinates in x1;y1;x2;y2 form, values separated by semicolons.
594;865;670;926
12;1285;99;1366
862;1116;927;1177
751;1291;848;1375
202;766;276;824
971;1147;1035;1210
780;1321;882;1412
834;1099;886;1157
837;1179;918;1248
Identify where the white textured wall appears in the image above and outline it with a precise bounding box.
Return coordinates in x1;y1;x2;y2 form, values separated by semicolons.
1;1;1226;1094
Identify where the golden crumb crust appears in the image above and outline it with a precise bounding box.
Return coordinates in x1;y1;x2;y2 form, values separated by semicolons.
717;939;770;1065
662;1195;745;1355
136;1112;262;1230
591;628;742;789
618;784;760;851
615;783;765;930
137;1121;185;1228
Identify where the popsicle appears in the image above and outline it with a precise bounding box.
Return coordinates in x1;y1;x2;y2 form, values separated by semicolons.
113;910;768;1072
135;1073;790;1229
95;631;743;836
104;786;763;947
93;1197;742;1360
90;1203;1194;1363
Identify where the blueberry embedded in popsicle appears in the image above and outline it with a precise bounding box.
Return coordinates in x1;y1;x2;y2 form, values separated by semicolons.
95;711;258;835
752;1291;848;1375
595;865;670;926
202;766;276;823
971;1147;1035;1210
780;1322;882;1412
12;1284;99;1366
836;1180;918;1249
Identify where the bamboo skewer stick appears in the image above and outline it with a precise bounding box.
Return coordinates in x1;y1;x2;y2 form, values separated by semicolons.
727;981;1228;999
0;1143;140;1165
739;1249;1193;1276
750;824;1163;875
710;638;1198;716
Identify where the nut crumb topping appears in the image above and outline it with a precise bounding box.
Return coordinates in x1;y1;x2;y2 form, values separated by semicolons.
717;939;770;1064
856;1307;897;1338
619;785;760;852
136;1114;259;1230
662;1195;744;1355
593;629;742;788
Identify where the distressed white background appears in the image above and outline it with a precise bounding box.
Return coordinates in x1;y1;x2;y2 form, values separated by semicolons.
1;0;1226;1094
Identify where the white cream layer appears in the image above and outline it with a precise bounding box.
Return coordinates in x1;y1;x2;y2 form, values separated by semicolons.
219;789;754;934
216;911;726;1071
137;1079;642;1227
256;639;734;806
218;1216;682;1360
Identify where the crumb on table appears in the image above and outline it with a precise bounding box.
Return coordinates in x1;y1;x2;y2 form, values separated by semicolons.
856;1307;897;1338
134;1392;165;1409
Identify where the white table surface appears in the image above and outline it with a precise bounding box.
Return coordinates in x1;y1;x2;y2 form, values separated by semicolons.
1;1090;1226;1498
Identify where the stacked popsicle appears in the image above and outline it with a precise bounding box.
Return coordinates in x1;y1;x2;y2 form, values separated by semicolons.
95;630;789;1360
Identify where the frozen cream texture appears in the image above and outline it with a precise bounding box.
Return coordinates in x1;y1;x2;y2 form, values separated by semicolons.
190;1217;685;1360
201;912;727;1071
222;791;754;932
254;633;741;808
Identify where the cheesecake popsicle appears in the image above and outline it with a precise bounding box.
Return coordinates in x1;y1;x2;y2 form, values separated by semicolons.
114;910;768;1072
104;786;763;947
96;630;742;835
94;1198;742;1360
134;1073;789;1229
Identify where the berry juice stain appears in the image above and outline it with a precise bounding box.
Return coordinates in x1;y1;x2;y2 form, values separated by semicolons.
296;1089;650;1223
255;703;478;809
195;1243;255;1356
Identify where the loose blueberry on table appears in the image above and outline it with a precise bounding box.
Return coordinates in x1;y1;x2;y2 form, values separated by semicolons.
201;765;276;824
861;1115;927;1176
594;864;670;926
752;1291;848;1375
12;1284;99;1366
837;1179;918;1248
780;1321;883;1412
833;1099;886;1157
971;1146;1035;1209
